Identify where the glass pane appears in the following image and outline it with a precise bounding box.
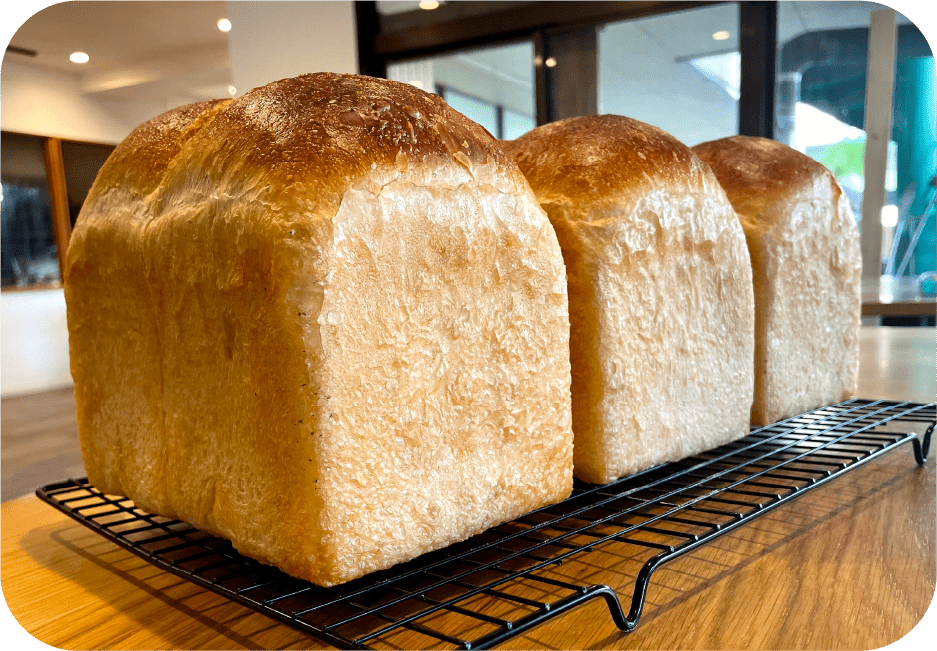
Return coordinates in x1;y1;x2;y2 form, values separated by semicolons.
1;132;59;288
776;2;935;292
61;141;115;227
387;40;535;141
598;2;740;146
502;109;535;140
440;88;499;137
888;42;935;289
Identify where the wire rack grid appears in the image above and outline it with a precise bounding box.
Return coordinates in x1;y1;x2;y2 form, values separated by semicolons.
37;398;935;649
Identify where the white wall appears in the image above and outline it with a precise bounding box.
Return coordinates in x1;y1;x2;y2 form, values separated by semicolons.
1;289;71;395
1;60;171;144
226;1;357;96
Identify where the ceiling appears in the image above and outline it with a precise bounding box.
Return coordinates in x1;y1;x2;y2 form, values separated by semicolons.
6;1;232;102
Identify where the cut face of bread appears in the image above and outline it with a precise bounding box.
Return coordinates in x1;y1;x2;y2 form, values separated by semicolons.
65;73;573;587
507;116;755;484
693;136;861;426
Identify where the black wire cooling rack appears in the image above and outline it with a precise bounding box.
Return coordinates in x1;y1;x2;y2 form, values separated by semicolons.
37;398;935;649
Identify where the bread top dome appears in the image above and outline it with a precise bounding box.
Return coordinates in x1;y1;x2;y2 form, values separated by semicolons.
85;73;526;223
505;114;717;208
692;135;846;227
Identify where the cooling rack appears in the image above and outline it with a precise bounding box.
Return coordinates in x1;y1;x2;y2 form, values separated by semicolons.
37;398;935;649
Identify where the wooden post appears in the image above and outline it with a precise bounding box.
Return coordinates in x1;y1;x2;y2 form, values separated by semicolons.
43;137;72;282
860;9;897;282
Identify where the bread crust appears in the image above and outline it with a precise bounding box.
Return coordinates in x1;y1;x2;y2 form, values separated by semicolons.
67;73;573;586
507;115;702;207
509;116;755;483
693;136;861;425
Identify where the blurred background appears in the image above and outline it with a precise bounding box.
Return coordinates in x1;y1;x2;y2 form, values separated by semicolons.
1;0;934;401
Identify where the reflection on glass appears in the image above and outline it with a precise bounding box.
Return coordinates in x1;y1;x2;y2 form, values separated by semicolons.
502;109;535;140
387;41;535;141
439;88;499;136
776;1;935;288
687;51;741;100
1;132;59;288
1;182;57;287
599;2;740;146
889;56;935;288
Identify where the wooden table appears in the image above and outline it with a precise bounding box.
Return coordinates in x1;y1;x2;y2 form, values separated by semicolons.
3;326;935;649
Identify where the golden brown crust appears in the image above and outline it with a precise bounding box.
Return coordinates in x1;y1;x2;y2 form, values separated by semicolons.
509;115;702;205
90;99;232;200
88;73;520;226
182;73;514;193
692;135;840;220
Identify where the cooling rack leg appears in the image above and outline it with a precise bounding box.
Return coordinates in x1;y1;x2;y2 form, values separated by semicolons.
591;585;633;632
912;422;934;464
623;553;667;631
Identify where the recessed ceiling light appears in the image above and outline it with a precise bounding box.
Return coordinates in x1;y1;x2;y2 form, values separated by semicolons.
228;85;237;96
218;18;232;32
419;1;439;10
712;30;730;41
69;52;89;64
545;57;557;68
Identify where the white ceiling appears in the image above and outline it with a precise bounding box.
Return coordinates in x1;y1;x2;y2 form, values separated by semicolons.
6;1;232;102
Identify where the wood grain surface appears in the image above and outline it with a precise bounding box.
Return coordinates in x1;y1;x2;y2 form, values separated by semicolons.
1;386;85;501
2;326;935;649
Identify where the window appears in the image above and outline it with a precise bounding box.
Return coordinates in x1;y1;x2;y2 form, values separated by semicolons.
599;3;741;146
61;141;114;227
775;2;935;284
1;133;57;288
889;42;935;284
502;108;535;140
388;41;536;140
437;87;499;136
0;131;116;290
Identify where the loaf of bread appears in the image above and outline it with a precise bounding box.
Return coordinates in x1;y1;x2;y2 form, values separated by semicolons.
505;116;755;484
65;73;574;587
692;136;861;426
